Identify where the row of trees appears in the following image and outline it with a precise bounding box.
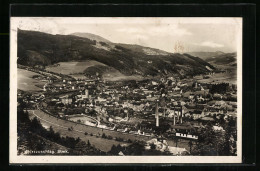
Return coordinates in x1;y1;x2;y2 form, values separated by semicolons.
191;121;237;156
209;83;230;94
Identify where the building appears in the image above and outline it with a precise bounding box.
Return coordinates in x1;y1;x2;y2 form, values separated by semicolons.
60;95;73;105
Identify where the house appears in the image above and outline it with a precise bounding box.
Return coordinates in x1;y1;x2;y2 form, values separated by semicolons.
58;112;65;118
197;95;205;102
118;151;124;156
173;86;180;91
213;93;223;99
167;146;189;155
213;125;224;131
191;110;204;120
180;83;188;87
176;133;198;139
201;116;214;121
84;80;95;85
169;124;195;135
189;94;195;100
60;97;72;105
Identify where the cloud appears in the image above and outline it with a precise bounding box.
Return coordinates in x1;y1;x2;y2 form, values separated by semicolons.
193;41;224;48
117;27;140;33
150;25;192;36
116;24;192;38
15;18;65;35
134;34;149;40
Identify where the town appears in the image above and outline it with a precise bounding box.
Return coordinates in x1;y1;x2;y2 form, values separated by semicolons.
17;64;237;156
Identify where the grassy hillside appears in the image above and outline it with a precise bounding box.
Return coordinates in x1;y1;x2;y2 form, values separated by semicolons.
70;32;111;43
204;52;237;65
18;29;216;77
46;60;107;75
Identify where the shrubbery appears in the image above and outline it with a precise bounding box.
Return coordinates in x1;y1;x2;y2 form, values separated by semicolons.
209;83;229;94
17;109;105;155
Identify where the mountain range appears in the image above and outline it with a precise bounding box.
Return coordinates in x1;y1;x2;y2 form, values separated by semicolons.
17;29;217;78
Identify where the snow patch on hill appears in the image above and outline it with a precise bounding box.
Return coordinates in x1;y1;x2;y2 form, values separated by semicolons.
143;48;168;56
92;42;111;51
206;66;213;71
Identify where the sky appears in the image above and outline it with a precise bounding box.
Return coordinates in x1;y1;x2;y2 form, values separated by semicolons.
11;17;242;53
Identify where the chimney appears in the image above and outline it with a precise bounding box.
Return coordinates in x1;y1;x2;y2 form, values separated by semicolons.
180;106;183;124
173;107;176;126
163;105;166;117
177;108;180;122
85;89;89;97
155;102;159;127
155;102;158;118
156;115;159;127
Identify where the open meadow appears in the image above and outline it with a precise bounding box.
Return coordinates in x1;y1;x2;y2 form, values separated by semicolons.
18;68;45;91
195;72;236;84
46;60;144;81
45;60;106;75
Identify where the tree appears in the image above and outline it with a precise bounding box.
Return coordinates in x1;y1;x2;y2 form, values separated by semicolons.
124;141;145;155
192;125;229;156
110;144;120;155
150;143;156;150
188;140;193;154
102;133;107;138
74;141;88;154
174;137;179;147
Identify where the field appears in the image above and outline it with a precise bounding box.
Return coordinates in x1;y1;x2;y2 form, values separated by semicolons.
69;74;87;80
45;60;106;75
195;64;237;85
18;68;45;91
102;72;144;81
27;110;130;152
68;115;99;126
46;60;144;81
195;72;237;84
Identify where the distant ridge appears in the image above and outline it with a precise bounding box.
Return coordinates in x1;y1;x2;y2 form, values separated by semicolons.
187;51;236;66
187;51;225;60
204;52;237;65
